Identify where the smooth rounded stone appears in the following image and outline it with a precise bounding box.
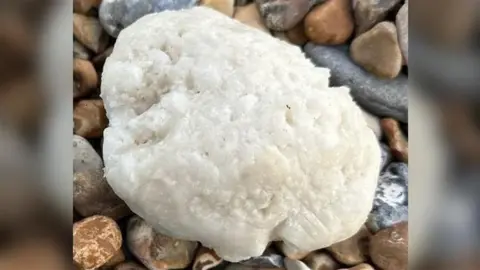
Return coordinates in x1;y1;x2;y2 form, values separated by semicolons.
381;118;407;163
73;215;123;270
327;225;371;265
366;162;408;233
396;3;407;65
339;263;374;270
350;22;402;79
304;0;353;45
74;168;132;220
74;40;91;60
74;99;109;138
284;258;310;270
99;0;197;37
201;0;235;16
127;215;199;269
73;13;110;54
276;241;310;260
74;0;101;13
115;262;148;269
303;252;339;270
73;135;103;173
193;246;223;270
74;58;98;98
234;3;270;33
304;44;407;123
370;222;407;270
240;249;284;268
352;0;402;35
285;22;308;46
379;143;392;171
361;109;381;139
255;0;322;31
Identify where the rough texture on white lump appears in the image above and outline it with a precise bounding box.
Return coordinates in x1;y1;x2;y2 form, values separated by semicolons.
101;7;380;262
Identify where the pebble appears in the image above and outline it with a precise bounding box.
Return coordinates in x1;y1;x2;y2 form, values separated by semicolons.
74;40;91;60
73;215;123;270
234;3;270;33
193;246;223;270
255;0;322;31
361;109;381;139
73;167;132;220
127;215;199;269
285;22;308;46
226;264;285;270
304;0;353;45
240;248;284;268
73;134;103;173
366;162;408;233
74;0;102;14
74;99;109;138
352;0;402;35
396;3;408;64
73;13;110;54
74;58;98;99
303;252;339;270
380;143;392;171
103;249;126;268
369;222;408;270
115;262;148;269
339;263;374;270
350;22;402;79
201;0;235;17
99;0;197;37
284;258;310;270
303;44;407;123
327;225;371;265
381;118;408;163
276;242;310;260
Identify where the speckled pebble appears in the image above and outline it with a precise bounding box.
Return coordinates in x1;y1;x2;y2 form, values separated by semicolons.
73;215;123;270
366;162;408;233
99;0;198;37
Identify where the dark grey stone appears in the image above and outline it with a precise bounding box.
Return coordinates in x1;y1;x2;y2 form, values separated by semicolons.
239;249;284;268
99;0;197;37
367;162;408;233
304;43;408;123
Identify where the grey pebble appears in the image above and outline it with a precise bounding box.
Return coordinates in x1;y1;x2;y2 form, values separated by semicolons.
239;249;284;268
352;0;402;35
304;43;408;123
99;0;197;37
366;162;408;233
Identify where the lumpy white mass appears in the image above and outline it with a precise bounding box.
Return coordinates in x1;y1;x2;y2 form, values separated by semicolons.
101;7;380;262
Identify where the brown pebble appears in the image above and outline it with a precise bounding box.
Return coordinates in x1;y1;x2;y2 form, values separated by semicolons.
74;58;98;99
115;262;148;270
127;215;199;270
193;246;223;270
304;0;354;45
350;22;402;79
74;0;97;14
370;222;408;270
339;263;375;270
327;225;371;265
73;13;109;53
234;3;270;33
276;241;310;260
285;22;308;46
380;118;408;163
73;215;123;270
303;252;339;270
74;99;108;138
202;0;235;17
